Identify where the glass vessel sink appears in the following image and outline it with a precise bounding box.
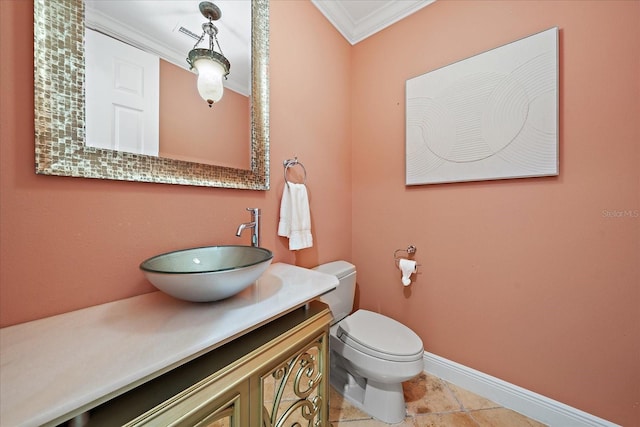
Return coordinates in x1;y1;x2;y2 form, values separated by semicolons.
140;245;274;302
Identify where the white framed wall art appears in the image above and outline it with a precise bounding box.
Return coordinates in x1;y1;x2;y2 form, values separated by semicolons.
406;27;559;185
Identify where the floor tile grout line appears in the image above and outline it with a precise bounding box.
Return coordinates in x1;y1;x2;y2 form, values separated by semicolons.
441;376;504;413
441;377;466;412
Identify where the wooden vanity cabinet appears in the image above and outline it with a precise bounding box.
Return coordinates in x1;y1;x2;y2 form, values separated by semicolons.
81;301;332;427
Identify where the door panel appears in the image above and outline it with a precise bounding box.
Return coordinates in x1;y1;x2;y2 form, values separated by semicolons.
85;28;159;156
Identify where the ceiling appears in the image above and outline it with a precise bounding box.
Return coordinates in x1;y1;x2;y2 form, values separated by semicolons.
312;0;436;45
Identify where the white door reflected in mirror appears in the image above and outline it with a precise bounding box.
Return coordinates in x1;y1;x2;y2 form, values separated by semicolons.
85;28;160;156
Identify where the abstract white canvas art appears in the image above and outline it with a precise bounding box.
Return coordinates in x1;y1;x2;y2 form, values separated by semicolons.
406;27;559;185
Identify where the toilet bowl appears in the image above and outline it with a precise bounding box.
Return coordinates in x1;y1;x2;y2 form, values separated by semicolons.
314;261;424;424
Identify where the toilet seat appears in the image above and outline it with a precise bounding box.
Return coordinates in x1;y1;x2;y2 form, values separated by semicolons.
337;310;423;362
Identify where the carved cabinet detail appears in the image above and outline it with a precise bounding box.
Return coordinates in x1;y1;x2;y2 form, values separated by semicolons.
260;337;327;427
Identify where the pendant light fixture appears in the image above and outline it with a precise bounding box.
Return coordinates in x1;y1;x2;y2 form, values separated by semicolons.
187;1;231;107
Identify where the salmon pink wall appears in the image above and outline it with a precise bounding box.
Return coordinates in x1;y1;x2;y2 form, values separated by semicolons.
159;60;250;168
351;1;639;425
0;1;351;325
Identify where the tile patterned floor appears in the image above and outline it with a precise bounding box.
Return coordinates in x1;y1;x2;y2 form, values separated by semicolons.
329;372;547;426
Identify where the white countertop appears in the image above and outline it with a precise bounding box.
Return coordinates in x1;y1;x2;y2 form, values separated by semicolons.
0;263;337;427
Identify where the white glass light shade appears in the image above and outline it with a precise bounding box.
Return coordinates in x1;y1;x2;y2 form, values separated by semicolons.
193;57;226;105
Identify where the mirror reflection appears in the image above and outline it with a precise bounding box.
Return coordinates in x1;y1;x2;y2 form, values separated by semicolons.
84;1;251;168
34;0;269;190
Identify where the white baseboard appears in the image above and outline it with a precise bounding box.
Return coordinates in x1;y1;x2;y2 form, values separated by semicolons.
423;352;620;427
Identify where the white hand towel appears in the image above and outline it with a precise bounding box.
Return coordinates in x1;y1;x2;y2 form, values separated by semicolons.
278;183;313;250
277;185;292;238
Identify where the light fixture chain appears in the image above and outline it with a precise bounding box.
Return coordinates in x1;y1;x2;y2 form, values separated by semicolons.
212;32;225;59
192;32;206;51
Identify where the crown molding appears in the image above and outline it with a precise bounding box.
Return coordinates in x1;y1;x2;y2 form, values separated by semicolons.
311;0;435;45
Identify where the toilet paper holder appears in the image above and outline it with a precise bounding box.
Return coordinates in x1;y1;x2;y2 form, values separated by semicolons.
394;245;420;269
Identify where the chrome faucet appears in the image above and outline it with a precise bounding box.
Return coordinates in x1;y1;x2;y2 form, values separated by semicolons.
235;208;260;247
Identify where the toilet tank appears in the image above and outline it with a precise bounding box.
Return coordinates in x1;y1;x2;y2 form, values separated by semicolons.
313;261;356;324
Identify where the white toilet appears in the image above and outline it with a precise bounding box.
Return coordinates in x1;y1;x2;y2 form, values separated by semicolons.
314;261;424;424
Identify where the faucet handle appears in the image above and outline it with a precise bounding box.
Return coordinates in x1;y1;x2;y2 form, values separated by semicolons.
247;207;260;216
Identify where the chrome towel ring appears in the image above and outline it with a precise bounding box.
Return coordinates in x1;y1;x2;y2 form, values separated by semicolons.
283;157;307;186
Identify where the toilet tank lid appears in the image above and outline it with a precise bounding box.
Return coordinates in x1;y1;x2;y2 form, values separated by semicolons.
313;261;355;279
